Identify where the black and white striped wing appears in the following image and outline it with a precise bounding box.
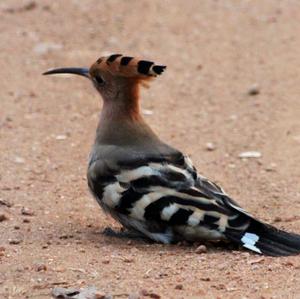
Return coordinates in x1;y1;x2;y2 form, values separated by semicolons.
88;152;300;256
88;152;251;243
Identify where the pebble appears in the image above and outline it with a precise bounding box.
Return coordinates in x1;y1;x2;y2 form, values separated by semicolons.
9;237;23;245
247;84;260;96
33;42;63;55
55;135;67;140
205;142;216;151
248;257;265;265
265;163;277;172
0;247;5;257
175;284;183;290
35;264;47;272
0;199;12;207
128;293;140;299
3;1;37;13
200;277;211;281
14;156;25;164
195;244;207;254
21;207;35;216
59;234;74;239
123;257;134;263
229;114;238;121
142;109;154;115
0;214;8;222
238;151;262;159
140;290;161;299
273;216;282;223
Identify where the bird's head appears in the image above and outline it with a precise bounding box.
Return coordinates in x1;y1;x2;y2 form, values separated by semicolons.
43;54;166;106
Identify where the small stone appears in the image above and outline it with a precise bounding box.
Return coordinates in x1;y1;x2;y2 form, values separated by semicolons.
282;261;294;267
273;216;282;223
238;151;262;159
128;293;140;299
35;264;47;272
54;267;65;273
195;244;207;254
59;234;73;239
205;142;216;151
24;1;37;11
21;207;35;216
94;293;108;299
14;225;20;230
9;238;22;245
23;218;30;223
175;284;183;290
55;135;67;140
247;85;260;96
140;290;161;299
229;114;238;121
265;163;277;172
149;293;161;299
0;214;8;222
248;257;264;265
14;156;25;164
142;109;153;116
33;42;63;55
123;257;134;263
0;199;12;207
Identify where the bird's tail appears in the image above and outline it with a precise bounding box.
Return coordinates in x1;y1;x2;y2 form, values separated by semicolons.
224;215;300;256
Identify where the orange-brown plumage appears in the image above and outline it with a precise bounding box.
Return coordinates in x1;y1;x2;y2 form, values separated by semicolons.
88;54;166;122
90;54;166;79
43;54;166;143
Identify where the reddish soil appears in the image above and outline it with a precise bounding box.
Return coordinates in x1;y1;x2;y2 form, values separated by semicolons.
1;1;300;298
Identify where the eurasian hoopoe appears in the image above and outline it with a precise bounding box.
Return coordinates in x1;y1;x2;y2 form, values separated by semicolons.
44;54;300;256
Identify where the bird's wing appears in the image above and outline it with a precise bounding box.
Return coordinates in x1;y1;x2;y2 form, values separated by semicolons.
102;151;250;237
88;150;300;256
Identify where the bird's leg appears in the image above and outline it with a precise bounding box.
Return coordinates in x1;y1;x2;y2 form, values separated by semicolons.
102;227;152;242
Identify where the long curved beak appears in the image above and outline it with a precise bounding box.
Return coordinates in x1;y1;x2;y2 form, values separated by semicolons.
43;67;90;78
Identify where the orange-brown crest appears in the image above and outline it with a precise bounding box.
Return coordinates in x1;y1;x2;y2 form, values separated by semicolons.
89;54;166;81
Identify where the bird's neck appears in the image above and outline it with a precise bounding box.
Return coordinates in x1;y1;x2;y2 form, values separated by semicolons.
101;80;141;121
95;82;160;146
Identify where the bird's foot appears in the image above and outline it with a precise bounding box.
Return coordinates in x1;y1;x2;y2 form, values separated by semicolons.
102;227;152;242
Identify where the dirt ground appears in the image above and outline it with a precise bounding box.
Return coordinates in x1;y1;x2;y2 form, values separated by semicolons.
1;0;300;298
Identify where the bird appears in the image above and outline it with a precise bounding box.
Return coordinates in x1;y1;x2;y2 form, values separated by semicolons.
43;53;300;256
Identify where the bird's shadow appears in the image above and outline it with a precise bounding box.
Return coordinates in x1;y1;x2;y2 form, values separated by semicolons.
40;217;242;255
83;224;241;255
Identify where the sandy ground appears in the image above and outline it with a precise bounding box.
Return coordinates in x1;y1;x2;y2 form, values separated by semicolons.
1;0;300;298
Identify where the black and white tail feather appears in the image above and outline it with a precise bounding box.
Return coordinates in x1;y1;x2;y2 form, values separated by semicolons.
225;215;300;256
88;150;300;257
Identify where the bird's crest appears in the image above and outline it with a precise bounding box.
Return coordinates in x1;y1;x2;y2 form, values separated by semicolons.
90;54;166;80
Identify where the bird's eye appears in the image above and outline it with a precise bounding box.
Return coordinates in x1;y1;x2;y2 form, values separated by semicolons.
94;74;104;85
